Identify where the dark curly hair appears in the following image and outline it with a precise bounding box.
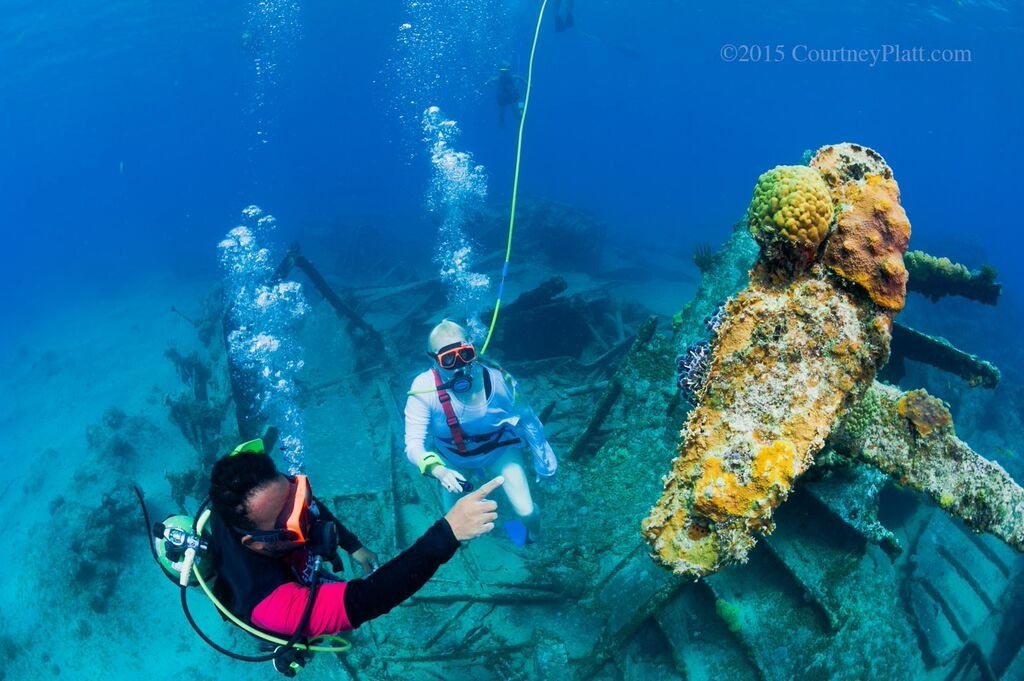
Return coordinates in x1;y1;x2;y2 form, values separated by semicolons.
209;451;279;529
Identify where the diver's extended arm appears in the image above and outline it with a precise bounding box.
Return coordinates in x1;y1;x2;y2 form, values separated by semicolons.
343;518;459;627
403;388;434;468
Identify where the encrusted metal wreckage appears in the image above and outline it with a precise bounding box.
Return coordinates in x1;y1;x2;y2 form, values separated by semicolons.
642;143;1023;579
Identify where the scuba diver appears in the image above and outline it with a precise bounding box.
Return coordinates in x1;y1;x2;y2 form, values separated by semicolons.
404;320;558;546
207;440;503;636
144;438;504;675
492;63;526;128
554;0;575;32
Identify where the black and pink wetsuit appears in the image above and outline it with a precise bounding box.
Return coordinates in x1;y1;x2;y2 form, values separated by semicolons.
209;504;459;636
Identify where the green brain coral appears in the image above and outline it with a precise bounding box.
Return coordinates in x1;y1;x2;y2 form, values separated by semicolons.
747;165;834;258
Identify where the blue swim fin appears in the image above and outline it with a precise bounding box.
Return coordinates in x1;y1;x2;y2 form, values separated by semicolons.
505;519;528;547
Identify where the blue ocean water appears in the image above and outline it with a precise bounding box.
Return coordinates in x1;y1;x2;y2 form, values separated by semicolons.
6;1;1022;315
3;1;1023;680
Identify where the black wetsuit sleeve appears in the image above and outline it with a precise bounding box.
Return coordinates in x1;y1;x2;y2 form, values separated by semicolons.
315;498;364;554
343;518;460;628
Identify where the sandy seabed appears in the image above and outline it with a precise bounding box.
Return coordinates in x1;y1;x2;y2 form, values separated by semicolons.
0;272;268;681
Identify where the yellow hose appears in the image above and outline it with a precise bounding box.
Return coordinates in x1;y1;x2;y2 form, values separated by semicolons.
481;0;550;355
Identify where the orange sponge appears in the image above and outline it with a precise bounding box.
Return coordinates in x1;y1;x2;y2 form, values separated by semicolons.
822;176;911;310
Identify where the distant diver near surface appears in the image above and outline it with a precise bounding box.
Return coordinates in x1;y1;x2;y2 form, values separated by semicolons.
491;62;526;127
404;320;558;546
138;438;505;676
554;0;575;32
552;1;643;59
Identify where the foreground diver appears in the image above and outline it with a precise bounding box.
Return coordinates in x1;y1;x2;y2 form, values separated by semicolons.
208;440;504;636
404;320;557;545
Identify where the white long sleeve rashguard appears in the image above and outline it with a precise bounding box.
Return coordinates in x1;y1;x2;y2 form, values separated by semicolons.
404;365;558;477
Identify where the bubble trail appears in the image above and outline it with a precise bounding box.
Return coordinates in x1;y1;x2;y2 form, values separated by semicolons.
219;205;309;474
422;106;491;339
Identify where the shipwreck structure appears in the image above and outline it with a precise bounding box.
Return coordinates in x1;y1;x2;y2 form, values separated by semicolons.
145;164;1023;680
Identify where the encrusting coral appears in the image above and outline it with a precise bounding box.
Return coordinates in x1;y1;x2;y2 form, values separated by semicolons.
642;142;1023;577
903;250;1001;306
895;389;952;437
642;263;892;575
810;142;892;192
833;382;1023;551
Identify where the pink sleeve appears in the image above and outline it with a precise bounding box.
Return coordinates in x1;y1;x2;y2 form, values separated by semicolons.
251;581;352;637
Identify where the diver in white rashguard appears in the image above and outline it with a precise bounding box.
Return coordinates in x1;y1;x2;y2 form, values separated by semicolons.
404;320;557;545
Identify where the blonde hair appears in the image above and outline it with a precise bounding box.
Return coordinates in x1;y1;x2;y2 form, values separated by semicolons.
428;319;468;353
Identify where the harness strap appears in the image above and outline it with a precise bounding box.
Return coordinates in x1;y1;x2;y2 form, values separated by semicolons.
442;433;522;458
432;368;468;454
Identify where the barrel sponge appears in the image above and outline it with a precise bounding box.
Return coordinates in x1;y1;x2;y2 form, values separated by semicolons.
747;165;834;259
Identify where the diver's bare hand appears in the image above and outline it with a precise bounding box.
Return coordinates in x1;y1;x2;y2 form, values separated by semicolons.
432;465;468;494
444;476;504;541
351;547;379;575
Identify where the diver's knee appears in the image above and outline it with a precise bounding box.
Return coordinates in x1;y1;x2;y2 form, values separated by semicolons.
504;483;535;517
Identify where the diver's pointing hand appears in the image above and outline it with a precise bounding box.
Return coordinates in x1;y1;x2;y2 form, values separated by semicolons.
468;475;504;500
444;476;504;541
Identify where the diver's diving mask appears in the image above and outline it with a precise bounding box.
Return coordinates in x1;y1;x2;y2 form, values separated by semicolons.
429;342;477;393
232;465;339;558
241;475;315;546
431;342;477;370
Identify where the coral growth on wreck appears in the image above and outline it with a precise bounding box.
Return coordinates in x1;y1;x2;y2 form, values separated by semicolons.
644;142;1024;578
896;389;953;437
903;250;1001;305
643;143;909;577
821;175;911;311
833;382;1023;550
